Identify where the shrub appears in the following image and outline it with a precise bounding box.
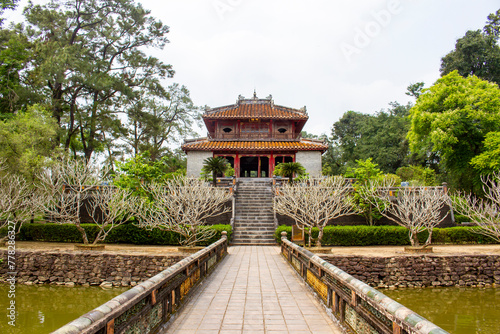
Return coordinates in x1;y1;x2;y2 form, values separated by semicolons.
3;223;231;246
274;225;498;246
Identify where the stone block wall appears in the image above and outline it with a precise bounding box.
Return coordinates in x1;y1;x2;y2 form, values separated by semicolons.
321;255;500;288
295;151;322;177
0;250;185;287
186;150;213;177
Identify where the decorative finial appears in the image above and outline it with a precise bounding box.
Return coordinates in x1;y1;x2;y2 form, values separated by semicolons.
253;89;257;99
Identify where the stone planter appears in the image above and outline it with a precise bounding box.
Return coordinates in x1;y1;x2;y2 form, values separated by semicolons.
74;244;105;251
177;246;204;254
404;246;433;254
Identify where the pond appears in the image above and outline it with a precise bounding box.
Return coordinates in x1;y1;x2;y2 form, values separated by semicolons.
383;287;500;334
0;284;128;334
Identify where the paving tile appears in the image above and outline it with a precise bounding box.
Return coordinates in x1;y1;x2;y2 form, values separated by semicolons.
162;246;342;334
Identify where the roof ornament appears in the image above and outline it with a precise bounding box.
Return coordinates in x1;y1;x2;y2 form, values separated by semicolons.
253;89;257;99
266;94;272;100
300;106;308;114
204;105;211;112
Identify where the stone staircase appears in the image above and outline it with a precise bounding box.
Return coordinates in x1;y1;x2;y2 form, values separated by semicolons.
232;178;276;245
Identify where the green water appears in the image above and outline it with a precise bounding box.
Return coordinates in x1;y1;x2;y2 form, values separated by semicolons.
0;284;128;334
383;287;500;334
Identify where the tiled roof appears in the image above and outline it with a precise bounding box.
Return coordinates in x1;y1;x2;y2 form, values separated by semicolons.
182;139;327;152
203;97;308;120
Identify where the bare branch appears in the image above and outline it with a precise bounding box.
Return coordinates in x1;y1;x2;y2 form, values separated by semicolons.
135;177;232;247
453;172;500;242
85;186;134;245
0;172;44;243
363;180;450;247
37;158;108;245
274;177;353;247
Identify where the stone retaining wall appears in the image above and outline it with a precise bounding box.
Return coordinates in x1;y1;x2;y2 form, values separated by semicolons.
0;250;185;287
321;254;500;288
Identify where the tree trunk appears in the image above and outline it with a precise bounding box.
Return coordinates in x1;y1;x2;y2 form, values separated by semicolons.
424;228;433;247
368;205;373;226
75;224;89;245
409;229;420;247
316;228;323;247
212;171;217;187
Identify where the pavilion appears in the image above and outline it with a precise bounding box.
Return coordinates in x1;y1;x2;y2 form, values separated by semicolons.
182;93;327;178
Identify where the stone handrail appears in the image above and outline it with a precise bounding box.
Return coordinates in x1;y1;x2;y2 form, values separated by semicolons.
52;232;228;334
280;234;449;334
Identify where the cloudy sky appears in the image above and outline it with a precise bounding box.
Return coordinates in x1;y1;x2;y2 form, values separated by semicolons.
7;0;500;137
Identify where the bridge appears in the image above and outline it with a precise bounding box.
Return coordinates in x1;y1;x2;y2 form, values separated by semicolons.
164;245;341;333
53;232;449;334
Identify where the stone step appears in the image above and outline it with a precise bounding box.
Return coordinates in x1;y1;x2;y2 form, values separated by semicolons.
234;217;274;221
233;233;275;238
231;242;276;246
236;187;273;195
232;235;275;240
233;226;275;231
233;223;275;228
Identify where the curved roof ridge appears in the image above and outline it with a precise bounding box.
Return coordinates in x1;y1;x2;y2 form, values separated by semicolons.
202;95;308;120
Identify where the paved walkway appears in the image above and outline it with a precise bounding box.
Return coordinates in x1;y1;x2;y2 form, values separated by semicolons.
163;246;342;334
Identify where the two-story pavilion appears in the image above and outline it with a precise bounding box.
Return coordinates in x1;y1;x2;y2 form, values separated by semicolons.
182;94;327;178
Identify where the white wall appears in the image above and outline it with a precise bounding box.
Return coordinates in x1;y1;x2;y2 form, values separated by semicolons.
295;151;322;178
186;151;213;177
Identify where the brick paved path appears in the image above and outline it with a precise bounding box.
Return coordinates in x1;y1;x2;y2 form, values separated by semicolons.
164;246;342;334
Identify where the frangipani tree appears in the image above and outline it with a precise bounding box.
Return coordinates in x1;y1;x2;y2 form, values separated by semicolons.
452;172;500;242
136;176;232;246
37;158;121;245
85;185;134;244
0;170;44;244
274;176;353;247
361;180;450;247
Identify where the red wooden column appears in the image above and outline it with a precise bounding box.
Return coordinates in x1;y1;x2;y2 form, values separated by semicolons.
270;153;275;177
258;157;262;178
235;154;240;178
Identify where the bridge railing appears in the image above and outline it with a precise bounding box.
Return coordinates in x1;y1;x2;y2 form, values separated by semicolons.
280;233;449;334
52;232;228;334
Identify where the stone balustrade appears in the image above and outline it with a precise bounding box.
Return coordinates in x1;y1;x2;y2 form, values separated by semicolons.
281;232;449;334
52;232;228;334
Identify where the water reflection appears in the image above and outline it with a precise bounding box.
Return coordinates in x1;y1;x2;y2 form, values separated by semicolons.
383;287;500;334
0;284;128;334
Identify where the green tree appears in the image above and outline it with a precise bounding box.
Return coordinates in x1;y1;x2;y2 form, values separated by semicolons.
344;158;385;225
470;132;500;175
440;11;500;86
396;165;437;186
24;0;174;160
0;105;59;179
406;82;425;99
114;151;186;197
484;9;500;39
0;26;32;116
0;0;18;25
408;71;500;193
331;102;412;174
273;162;306;183
202;157;229;187
125;83;200;161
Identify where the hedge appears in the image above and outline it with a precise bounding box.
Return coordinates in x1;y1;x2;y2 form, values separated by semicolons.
274;225;499;246
2;223;232;246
